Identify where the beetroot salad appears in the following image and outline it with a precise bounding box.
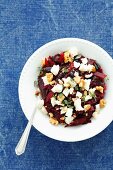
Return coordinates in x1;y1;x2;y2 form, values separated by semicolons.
35;48;107;127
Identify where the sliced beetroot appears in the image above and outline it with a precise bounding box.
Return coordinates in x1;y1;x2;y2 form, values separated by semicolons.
38;78;46;99
67;117;90;126
45;91;54;103
94;72;107;79
38;52;106;127
88;59;96;65
48;56;55;66
53;53;64;64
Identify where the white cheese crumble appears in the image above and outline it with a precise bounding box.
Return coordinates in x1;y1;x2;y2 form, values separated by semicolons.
93;112;98;119
74;71;79;77
42;76;49;85
81;58;88;64
63;87;74;97
37;99;44;109
89;88;96;95
70;88;74;94
79;64;93;72
74;61;80;68
74;98;84;111
84;79;91;91
60;106;68;114
76;91;82;98
65;108;73;117
63;88;70;97
51;84;63;93
62;77;76;88
51;65;60;76
68;47;79;57
85;95;92;101
93;104;101;119
85;73;93;78
95;104;100;113
65;116;74;124
51;97;62;106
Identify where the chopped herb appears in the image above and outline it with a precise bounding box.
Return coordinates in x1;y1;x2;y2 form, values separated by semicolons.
75;85;79;91
82;95;86;102
89;92;96;98
63;100;68;105
62;68;68;73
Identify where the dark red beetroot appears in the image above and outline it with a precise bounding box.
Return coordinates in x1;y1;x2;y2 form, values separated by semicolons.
45;91;54;103
38;53;106;127
94;72;106;79
88;59;96;65
66;117;91;127
44;56;55;67
53;53;64;64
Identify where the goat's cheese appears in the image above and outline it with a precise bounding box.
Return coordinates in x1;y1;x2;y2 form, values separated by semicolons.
51;97;62;106
76;91;82;98
85;95;92;101
74;61;80;68
81;58;88;64
74;71;79;77
60;106;68;114
85;73;93;78
79;64;93;72
42;76;49;85
74;98;84;111
51;65;60;76
84;79;91;91
51;84;63;93
65;116;74;124
65;108;73;117
63;88;70;97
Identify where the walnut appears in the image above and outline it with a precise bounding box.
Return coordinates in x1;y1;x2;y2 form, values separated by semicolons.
84;104;91;112
41;59;45;67
50;80;56;85
96;86;104;93
49;113;53;118
60;117;65;120
74;76;81;84
84;90;87;96
79;79;85;88
99;99;106;108
92;66;96;72
64;83;70;88
49;117;59;125
46;73;53;82
57;93;65;102
64;51;73;63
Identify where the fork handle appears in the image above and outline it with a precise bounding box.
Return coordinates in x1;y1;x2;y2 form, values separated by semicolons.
15;121;32;155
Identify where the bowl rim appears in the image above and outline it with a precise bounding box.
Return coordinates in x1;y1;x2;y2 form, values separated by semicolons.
18;38;113;142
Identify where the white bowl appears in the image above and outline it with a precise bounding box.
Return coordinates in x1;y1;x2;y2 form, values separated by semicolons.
19;38;113;142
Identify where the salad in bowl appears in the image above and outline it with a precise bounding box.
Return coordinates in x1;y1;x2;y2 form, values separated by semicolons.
35;48;107;127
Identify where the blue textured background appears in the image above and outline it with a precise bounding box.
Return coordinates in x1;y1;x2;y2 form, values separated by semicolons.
0;0;113;169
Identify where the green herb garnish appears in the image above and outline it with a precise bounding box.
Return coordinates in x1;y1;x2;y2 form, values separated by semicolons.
62;68;68;73
89;92;96;98
82;95;86;102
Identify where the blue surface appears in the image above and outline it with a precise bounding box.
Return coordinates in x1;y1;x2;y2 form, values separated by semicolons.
0;0;113;169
